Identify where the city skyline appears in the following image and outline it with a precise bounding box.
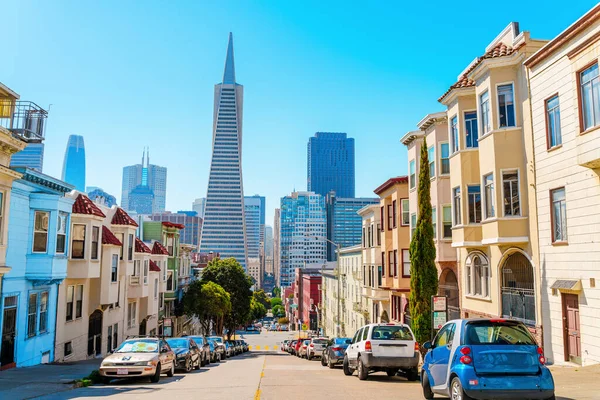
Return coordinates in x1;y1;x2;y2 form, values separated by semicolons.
61;134;86;192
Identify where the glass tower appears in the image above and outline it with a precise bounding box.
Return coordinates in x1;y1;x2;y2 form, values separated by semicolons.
244;197;261;259
307;132;355;198
121;148;167;214
199;33;248;269
10;143;44;171
61;134;86;192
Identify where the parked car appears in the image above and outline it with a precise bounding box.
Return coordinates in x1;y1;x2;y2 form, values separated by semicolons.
421;319;555;400
281;339;291;352
236;340;245;353
185;335;212;366
289;340;298;355
279;324;289;331
294;339;304;356
321;337;352;368
166;337;201;373
207;336;227;359
226;340;239;356
241;340;249;352
343;323;419;381
306;337;328;360
298;339;311;358
99;337;175;383
206;340;220;363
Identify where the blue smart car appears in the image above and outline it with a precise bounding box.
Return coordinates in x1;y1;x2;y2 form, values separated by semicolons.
421;319;555;400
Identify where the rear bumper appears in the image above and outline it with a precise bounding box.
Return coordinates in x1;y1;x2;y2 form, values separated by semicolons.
361;352;419;369
464;389;554;399
309;349;324;357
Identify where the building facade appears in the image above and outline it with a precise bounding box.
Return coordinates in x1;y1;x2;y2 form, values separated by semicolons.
273;208;281;287
10;143;44;172
150;211;202;248
121;148;167;214
61;135;86;192
5;99;47;173
192;198;206;219
87;187;117;208
199;33;248;270
338;245;366;337
307;132;355;198
244;196;262;259
279;192;326;287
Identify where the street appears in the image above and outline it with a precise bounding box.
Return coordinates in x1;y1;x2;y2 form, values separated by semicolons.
36;331;598;400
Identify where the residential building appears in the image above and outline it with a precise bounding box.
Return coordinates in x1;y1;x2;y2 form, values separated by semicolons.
273;208;281;287
87;187;117;208
525;4;600;365
307;132;355;198
247;257;261;289
338;245;366;337
438;23;546;341
325;192;379;261
192;198;206;219
292;264;332;331
10;143;44;172
1;169;73;368
150;211;202;248
321;269;337;337
121;148;167;214
61;135;86;192
199;33;248;270
401;112;459;319
279;192;327;287
357;204;388;325
374;177;411;324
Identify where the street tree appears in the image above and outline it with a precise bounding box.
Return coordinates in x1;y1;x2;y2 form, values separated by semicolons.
201;257;253;339
183;280;231;335
278;317;290;325
252;290;271;310
249;298;267;322
272;304;284;318
272;287;281;298
270;297;283;308
409;136;439;355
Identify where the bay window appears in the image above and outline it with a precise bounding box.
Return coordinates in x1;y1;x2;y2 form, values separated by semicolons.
428;146;435;177
579;63;600;131
465;111;479;148
498;84;516;127
409;160;416;189
453;187;461;226
440;143;450;174
467;185;482;223
502;171;520;216
442;205;452;238
451;115;459;153
484;174;495;219
72;224;86;259
33;211;49;253
56;212;67;254
480;91;491;134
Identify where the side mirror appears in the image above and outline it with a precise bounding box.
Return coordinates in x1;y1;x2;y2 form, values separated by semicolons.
423;341;433;350
160;347;169;353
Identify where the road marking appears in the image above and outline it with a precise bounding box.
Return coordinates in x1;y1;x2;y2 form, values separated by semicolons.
254;356;267;400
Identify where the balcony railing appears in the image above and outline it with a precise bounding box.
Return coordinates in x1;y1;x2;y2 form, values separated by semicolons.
130;275;140;285
0;100;47;143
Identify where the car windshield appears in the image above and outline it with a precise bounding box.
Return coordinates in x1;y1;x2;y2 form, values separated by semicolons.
465;321;537;345
312;339;327;345
115;339;159;353
190;337;204;345
334;337;352;345
208;337;223;343
166;338;189;348
372;326;414;340
303;340;310;344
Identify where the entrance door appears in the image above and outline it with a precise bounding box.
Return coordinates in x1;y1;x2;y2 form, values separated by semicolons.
139;318;147;336
562;294;581;364
88;310;103;357
1;296;18;369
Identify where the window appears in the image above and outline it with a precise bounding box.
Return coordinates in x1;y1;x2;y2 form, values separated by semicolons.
388;252;394;277
27;293;38;337
393;250;398;277
167;272;173;291
409;160;416;189
502;171;520;216
143;260;149;285
39;291;48;333
369;224;374;247
362;326;369;341
128;302;137;328
111;254;118;282
376;223;381;246
132;260;141;284
113;323;118;349
91;226;99;260
402;249;410;277
465;111;479;148
433;323;455;347
118;233;124;260
382;252;387;277
480;91;491;134
546;95;562;148
551;188;567;243
451;116;459;153
154;278;159;299
0;192;3;244
392;200;397;228
64;342;73;357
428;146;435;178
362;227;366;247
76;285;83;319
387;204;393;230
467;185;482;223
159;292;164;309
440;143;450;174
401;199;409;226
380;207;384;231
431;207;437;239
453;187;461;226
160;261;166;281
128;234;134;260
56;212;67;254
466;253;489;297
580;63;600;131
66;285;74;321
377;266;382;287
72;224;86;259
410;213;416;238
107;325;113;353
167;236;174;256
484;174;495;219
442;205;452;239
33;211;49;253
498;84;515;127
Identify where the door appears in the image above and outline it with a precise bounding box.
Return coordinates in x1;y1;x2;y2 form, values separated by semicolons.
1;296;18;369
346;328;363;364
139;318;147;336
88;310;103;357
427;323;455;387
562;294;581;364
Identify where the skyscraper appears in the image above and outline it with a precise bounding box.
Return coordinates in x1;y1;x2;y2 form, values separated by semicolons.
264;225;273;257
61;134;86;191
244;196;261;259
121;148;167;214
10;143;44;171
192;198;206;218
279;191;327;287
199;33;248;269
273;208;281;287
307;132;355;198
87;186;117;207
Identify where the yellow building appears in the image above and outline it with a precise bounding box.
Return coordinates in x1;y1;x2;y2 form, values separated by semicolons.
438;23;547;339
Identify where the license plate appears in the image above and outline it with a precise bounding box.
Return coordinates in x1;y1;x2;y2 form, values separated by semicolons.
117;368;128;375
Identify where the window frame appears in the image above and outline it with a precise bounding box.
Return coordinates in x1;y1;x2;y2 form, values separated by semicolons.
467;185;482;224
452;187;461;226
577;62;600;133
39;291;48;334
393;250;398;277
442;205;452;239
401;199;410;226
32;210;49;253
56;212;68;254
409;160;416;189
497;82;516;128
401;249;411;278
66;285;74;321
550;187;568;244
428;145;435;178
128;234;134;261
27;292;38;338
410;213;417;239
450;115;459;153
483;173;495;219
91;226;100;260
501;169;521;217
432;206;437;240
111;254;119;282
71;224;86;259
464;110;479;148
439;142;450;175
480;90;491;135
387;204;393;230
544;93;562;149
75;284;83;319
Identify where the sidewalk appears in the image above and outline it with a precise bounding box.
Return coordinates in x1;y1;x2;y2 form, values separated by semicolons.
0;359;100;400
550;364;600;400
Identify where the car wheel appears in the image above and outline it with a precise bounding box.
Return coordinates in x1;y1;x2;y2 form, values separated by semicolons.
343;356;353;376
100;376;111;385
321;354;326;366
357;358;368;380
307;353;312;361
195;357;201;370
150;363;161;383
406;367;419;382
184;357;192;373
386;369;397;377
450;377;472;400
327;357;335;369
167;362;175;377
421;371;434;399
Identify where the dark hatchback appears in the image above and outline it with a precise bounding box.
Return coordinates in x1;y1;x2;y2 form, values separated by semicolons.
321;337;352;368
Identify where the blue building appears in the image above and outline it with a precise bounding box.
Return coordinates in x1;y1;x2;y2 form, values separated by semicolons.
0;168;74;368
326;193;379;261
10;143;44;172
307;132;355;198
87;186;117;208
61;135;86;192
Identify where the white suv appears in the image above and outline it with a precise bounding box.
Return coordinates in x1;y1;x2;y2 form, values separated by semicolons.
343;323;419;381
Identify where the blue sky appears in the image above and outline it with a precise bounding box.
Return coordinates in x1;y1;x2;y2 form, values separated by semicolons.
1;1;596;224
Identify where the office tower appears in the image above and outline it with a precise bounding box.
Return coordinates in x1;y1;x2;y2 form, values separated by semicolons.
307;132;355;198
192;198;206;218
199;33;248;269
10;143;44;171
264;225;273;257
273;208;281;287
121;148;167;214
150;211;202;248
279;192;326;287
87;186;117;207
326;192;379;261
244;196;262;259
61;134;86;191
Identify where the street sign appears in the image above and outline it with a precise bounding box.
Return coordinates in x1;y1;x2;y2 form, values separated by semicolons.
302;323;308;330
164;318;172;327
431;295;448;339
433;311;447;329
432;296;447;312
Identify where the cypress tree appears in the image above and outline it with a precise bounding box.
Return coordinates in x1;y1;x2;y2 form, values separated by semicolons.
409;136;439;353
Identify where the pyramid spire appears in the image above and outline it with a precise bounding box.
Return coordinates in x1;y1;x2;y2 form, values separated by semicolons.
222;32;236;84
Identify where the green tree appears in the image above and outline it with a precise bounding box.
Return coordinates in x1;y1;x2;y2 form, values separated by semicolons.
252;290;271;310
272;287;281;298
201;257;253;339
183;281;231;335
249;298;267;322
409;136;439;355
278;317;290;325
272;304;284;318
270;297;283;309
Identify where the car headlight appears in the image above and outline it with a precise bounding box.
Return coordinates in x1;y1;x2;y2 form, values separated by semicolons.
102;362;115;367
176;353;188;359
134;361;154;366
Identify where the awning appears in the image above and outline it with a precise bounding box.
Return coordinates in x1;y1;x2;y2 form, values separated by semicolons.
550;279;582;292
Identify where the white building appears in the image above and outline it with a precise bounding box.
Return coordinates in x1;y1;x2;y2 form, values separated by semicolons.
338;245;366;338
